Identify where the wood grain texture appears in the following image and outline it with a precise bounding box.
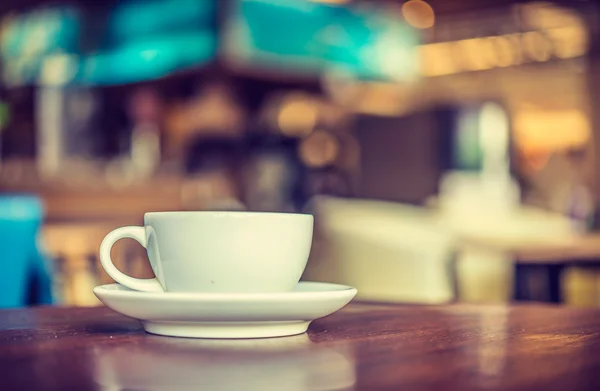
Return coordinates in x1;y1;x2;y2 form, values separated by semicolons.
1;303;600;391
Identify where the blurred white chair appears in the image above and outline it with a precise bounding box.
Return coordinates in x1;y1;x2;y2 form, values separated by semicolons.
433;171;578;303
303;197;456;304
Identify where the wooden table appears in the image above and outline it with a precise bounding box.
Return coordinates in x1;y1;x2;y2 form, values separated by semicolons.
2;303;600;391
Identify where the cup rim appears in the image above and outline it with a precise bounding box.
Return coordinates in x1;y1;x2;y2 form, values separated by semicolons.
144;211;313;219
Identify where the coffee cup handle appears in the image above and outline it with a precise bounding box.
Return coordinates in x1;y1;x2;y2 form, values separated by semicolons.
99;226;164;292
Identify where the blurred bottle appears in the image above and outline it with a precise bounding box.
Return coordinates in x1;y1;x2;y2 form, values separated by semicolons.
240;133;305;212
176;79;249;210
52;256;68;305
36;85;102;178
126;87;162;178
183;135;245;211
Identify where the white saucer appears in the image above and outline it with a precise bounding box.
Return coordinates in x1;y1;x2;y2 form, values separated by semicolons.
93;281;357;339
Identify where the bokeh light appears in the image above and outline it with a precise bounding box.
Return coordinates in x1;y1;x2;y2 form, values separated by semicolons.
402;0;435;29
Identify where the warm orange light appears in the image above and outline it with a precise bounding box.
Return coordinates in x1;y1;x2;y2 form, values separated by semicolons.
520;153;551;174
522;31;552;62
546;26;588;59
352;82;408;116
513;108;591;154
402;0;435;29
299;131;340;168
418;24;588;77
277;96;317;137
419;43;459;77
417;3;588;77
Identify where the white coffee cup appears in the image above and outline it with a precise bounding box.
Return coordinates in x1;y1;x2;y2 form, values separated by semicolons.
99;211;314;293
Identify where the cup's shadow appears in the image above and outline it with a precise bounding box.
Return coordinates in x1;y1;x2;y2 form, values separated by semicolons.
91;333;356;391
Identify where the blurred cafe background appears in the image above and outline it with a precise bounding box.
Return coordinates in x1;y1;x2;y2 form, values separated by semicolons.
2;0;600;308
